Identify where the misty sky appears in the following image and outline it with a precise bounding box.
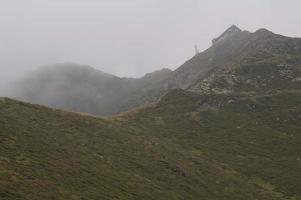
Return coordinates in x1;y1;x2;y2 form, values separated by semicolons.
1;0;301;87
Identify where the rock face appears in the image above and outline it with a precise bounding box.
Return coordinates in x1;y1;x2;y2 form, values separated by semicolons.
8;25;301;115
189;28;301;95
166;25;253;90
167;25;301;96
212;25;242;45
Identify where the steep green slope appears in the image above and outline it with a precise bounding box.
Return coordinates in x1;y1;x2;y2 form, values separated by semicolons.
1;88;300;199
131;90;301;199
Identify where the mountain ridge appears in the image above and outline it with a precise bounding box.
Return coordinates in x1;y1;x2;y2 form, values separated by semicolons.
6;25;301;116
1;25;301;199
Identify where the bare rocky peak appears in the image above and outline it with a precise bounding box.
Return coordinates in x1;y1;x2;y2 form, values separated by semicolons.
169;25;301;92
212;25;242;45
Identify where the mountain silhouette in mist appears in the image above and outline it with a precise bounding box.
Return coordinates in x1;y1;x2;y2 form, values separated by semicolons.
8;25;301;115
1;25;301;199
8;25;301;116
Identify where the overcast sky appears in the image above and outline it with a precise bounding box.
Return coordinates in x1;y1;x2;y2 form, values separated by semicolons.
0;0;301;86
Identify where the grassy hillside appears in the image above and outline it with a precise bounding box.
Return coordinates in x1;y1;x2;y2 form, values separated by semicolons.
1;88;300;199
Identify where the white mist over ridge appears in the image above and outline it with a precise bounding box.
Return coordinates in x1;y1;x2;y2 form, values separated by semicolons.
1;0;301;84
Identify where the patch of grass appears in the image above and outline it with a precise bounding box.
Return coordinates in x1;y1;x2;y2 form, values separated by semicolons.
0;90;300;199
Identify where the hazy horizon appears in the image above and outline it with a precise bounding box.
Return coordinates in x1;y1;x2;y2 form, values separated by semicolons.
1;0;301;87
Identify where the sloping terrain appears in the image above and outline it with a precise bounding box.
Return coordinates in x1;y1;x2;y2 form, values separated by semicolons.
190;28;301;94
7;26;301;116
0;88;300;199
1;25;301;199
8;64;172;115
